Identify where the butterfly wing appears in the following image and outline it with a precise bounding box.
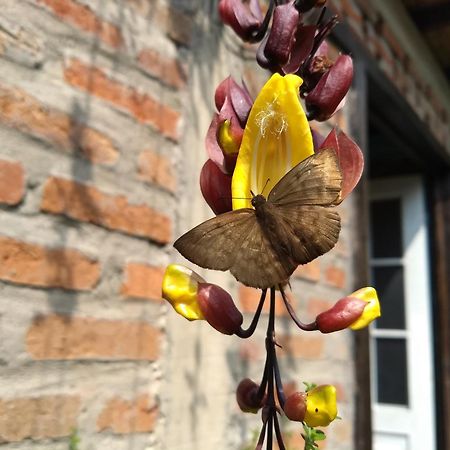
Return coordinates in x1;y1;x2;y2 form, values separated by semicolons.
267;148;342;264
268;148;342;207
174;209;296;289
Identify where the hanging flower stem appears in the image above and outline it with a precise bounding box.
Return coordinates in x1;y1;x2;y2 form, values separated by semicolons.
236;289;268;338
279;285;318;331
254;287;287;450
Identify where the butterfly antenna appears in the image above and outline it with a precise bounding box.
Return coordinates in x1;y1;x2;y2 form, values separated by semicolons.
261;178;271;196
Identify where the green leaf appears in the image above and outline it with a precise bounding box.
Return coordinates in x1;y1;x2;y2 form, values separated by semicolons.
303;381;317;392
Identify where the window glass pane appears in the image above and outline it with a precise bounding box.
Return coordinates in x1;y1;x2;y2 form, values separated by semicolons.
373;266;406;330
376;338;409;405
370;199;403;258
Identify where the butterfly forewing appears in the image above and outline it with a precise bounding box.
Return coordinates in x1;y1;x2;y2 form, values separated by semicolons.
268;148;342;207
174;209;256;271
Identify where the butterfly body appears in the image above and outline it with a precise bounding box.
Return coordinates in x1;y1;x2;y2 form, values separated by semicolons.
174;149;343;289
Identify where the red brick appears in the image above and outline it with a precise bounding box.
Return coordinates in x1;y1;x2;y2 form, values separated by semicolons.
137;150;176;192
0;395;80;442
325;266;346;289
41;177;171;244
64;59;180;140
126;1;193;45
97;394;158;434
307;297;334;318
341;0;363;22
138;49;187;89
121;263;164;301
37;0;123;48
0;159;25;205
277;334;325;359
238;286;292;317
293;260;320;282
239;340;263;362
26;314;160;360
0;236;100;290
0;84;119;165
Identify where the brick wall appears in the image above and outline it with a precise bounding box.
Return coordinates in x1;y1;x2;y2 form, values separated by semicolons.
0;0;189;448
2;1;444;450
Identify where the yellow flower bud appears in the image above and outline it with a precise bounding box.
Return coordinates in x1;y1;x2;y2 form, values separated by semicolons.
304;385;338;427
349;287;381;330
162;264;205;321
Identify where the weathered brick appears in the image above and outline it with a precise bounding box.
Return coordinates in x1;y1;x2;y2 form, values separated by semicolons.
138;149;176;192
277;334;325;359
121;263;165;301
37;0;123;48
307;297;334;318
41;177;171;244
239;286;291;317
64;59;180;140
126;1;193;45
325;265;346;289
26;314;161;360
138;49;187;89
293;260;320;282
0;236;100;290
0;84;119;165
97;394;158;434
0;394;80;442
0;159;25;205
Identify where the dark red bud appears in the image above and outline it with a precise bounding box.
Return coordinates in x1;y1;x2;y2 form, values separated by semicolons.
197;283;243;335
236;378;265;413
306;54;353;121
316;297;367;333
283;24;316;74
200;159;232;215
296;0;327;13
283;391;307;421
264;2;299;66
219;0;263;41
319;129;364;201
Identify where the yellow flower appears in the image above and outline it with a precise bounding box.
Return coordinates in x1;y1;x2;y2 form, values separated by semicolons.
162;264;205;320
231;73;314;209
304;385;338;427
349;287;381;330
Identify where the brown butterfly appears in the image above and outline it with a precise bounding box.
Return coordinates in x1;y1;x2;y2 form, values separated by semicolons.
174;148;342;290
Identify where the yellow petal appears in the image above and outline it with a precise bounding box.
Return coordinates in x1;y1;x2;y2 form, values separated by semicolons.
162;264;205;321
349;287;381;330
232;73;314;210
304;385;338;427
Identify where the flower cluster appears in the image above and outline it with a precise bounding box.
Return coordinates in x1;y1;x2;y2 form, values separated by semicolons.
162;1;380;449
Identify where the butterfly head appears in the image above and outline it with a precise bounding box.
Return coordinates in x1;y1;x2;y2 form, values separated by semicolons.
251;193;267;210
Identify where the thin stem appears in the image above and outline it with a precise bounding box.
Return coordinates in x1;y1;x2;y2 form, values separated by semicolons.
235;289;267;339
273;412;287;450
266;412;274;450
255;421;268;450
273;350;285;408
279;285;318;331
256;355;270;402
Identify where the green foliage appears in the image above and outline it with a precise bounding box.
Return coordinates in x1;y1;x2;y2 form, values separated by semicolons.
69;429;80;450
301;422;326;450
302;381;317;392
241;429;259;450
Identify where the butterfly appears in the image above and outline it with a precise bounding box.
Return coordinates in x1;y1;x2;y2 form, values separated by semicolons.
174;148;342;290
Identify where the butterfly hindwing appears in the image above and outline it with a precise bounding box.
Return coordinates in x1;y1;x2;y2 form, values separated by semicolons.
268;148;342;207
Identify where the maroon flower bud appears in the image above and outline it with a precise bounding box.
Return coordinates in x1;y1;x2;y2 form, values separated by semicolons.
219;0;264;42
318;129;364;202
197;283;243;335
316;297;367;333
283;24;316;74
264;2;299;66
236;378;265;413
305;54;353;121
200;159;232;215
283;391;307;421
296;0;327;13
